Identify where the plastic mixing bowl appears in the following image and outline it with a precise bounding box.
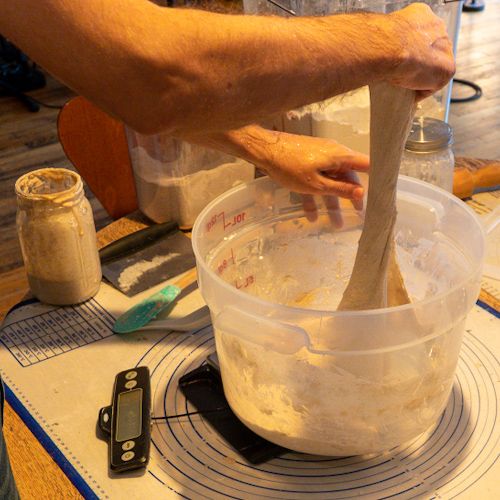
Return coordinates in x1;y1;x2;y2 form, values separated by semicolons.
192;176;484;456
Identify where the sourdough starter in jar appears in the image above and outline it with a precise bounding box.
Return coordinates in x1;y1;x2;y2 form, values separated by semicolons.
15;168;101;305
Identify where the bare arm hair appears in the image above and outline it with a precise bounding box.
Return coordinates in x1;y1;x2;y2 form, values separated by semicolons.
0;1;454;136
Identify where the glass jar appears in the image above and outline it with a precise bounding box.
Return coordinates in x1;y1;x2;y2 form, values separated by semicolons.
15;168;101;305
400;117;454;192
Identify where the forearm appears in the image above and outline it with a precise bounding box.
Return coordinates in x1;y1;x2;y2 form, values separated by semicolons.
164;10;398;137
1;1;400;135
186;125;279;172
186;124;369;201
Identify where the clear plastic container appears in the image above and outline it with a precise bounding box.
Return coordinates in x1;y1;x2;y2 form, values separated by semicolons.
192;175;484;456
244;0;462;154
126;129;255;229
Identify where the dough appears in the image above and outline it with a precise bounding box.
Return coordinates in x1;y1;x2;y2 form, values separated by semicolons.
338;83;416;311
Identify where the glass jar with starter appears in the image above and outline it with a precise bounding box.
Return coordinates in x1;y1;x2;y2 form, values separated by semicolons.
15;168;101;305
400;117;455;192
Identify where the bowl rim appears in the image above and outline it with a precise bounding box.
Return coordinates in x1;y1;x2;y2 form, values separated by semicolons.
192;175;485;318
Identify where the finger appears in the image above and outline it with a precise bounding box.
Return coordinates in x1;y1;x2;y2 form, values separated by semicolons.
323;195;343;228
334;152;370;173
319;173;364;200
415;90;434;102
346;171;364;211
301;194;318;222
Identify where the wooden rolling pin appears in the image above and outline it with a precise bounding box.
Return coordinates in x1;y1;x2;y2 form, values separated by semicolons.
453;157;500;199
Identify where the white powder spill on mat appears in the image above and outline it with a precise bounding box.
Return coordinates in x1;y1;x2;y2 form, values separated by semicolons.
118;253;181;293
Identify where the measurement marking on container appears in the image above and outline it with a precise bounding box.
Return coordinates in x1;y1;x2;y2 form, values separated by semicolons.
235;275;255;289
206;211;246;232
225;211;246;229
216;249;236;275
206;212;223;232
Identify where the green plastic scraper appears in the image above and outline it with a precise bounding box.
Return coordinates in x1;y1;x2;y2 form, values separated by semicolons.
113;268;197;333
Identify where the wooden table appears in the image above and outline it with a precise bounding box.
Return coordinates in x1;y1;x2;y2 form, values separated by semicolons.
0;213;148;499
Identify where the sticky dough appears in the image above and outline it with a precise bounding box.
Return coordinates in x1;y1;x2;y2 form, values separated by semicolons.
338;83;416;311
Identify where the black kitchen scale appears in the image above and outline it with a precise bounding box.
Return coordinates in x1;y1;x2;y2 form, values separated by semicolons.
178;354;289;464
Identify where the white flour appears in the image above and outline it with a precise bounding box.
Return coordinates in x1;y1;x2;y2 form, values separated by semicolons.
285;87;371;154
134;159;254;228
217;321;461;456
117;253;181;294
283;87;444;155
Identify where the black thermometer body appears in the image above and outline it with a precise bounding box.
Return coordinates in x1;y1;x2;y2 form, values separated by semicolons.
98;366;151;472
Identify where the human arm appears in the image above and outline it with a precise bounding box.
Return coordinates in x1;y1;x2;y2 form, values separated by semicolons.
185;124;368;226
190;125;368;198
0;1;454;136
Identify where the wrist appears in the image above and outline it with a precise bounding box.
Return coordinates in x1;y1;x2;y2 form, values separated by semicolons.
378;11;412;82
222;126;280;174
181;125;278;173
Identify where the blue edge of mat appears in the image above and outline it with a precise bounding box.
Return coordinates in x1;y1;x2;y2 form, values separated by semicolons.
3;299;499;498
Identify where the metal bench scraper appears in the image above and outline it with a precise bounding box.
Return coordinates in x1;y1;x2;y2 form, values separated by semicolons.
99;222;196;296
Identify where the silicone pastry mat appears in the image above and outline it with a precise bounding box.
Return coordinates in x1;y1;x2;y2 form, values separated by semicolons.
0;279;498;499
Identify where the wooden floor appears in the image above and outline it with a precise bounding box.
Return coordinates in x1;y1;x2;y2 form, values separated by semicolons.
0;75;112;275
449;0;500;159
0;2;499;277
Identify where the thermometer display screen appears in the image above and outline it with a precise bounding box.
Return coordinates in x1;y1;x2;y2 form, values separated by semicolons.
116;388;143;442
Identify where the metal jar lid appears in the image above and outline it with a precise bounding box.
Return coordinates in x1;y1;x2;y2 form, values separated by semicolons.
405;117;453;153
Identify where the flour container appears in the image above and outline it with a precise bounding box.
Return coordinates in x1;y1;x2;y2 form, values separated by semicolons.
192;176;484;456
126;129;255;229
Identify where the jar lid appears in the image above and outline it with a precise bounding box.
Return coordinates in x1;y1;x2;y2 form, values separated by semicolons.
405;117;453;153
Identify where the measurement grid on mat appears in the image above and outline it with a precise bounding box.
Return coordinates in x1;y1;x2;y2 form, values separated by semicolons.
0;300;114;367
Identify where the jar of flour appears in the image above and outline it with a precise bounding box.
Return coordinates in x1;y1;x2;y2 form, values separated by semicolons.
15;168;101;305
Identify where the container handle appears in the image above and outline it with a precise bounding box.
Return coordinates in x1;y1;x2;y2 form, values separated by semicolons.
397;188;445;222
481;206;500;235
481;206;500;281
213;306;309;355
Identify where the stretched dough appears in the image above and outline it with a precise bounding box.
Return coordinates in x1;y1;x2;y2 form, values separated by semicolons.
338;83;416;311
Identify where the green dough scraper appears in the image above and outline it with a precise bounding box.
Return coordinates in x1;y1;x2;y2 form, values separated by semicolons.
113;268;197;333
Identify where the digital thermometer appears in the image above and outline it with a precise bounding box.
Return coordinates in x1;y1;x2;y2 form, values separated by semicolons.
98;366;151;472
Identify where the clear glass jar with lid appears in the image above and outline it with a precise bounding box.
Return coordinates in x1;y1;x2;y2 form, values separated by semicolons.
400;117;454;192
15;168;101;305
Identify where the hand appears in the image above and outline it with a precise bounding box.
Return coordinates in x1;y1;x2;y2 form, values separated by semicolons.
254;132;369;227
186;125;368;226
386;3;455;99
